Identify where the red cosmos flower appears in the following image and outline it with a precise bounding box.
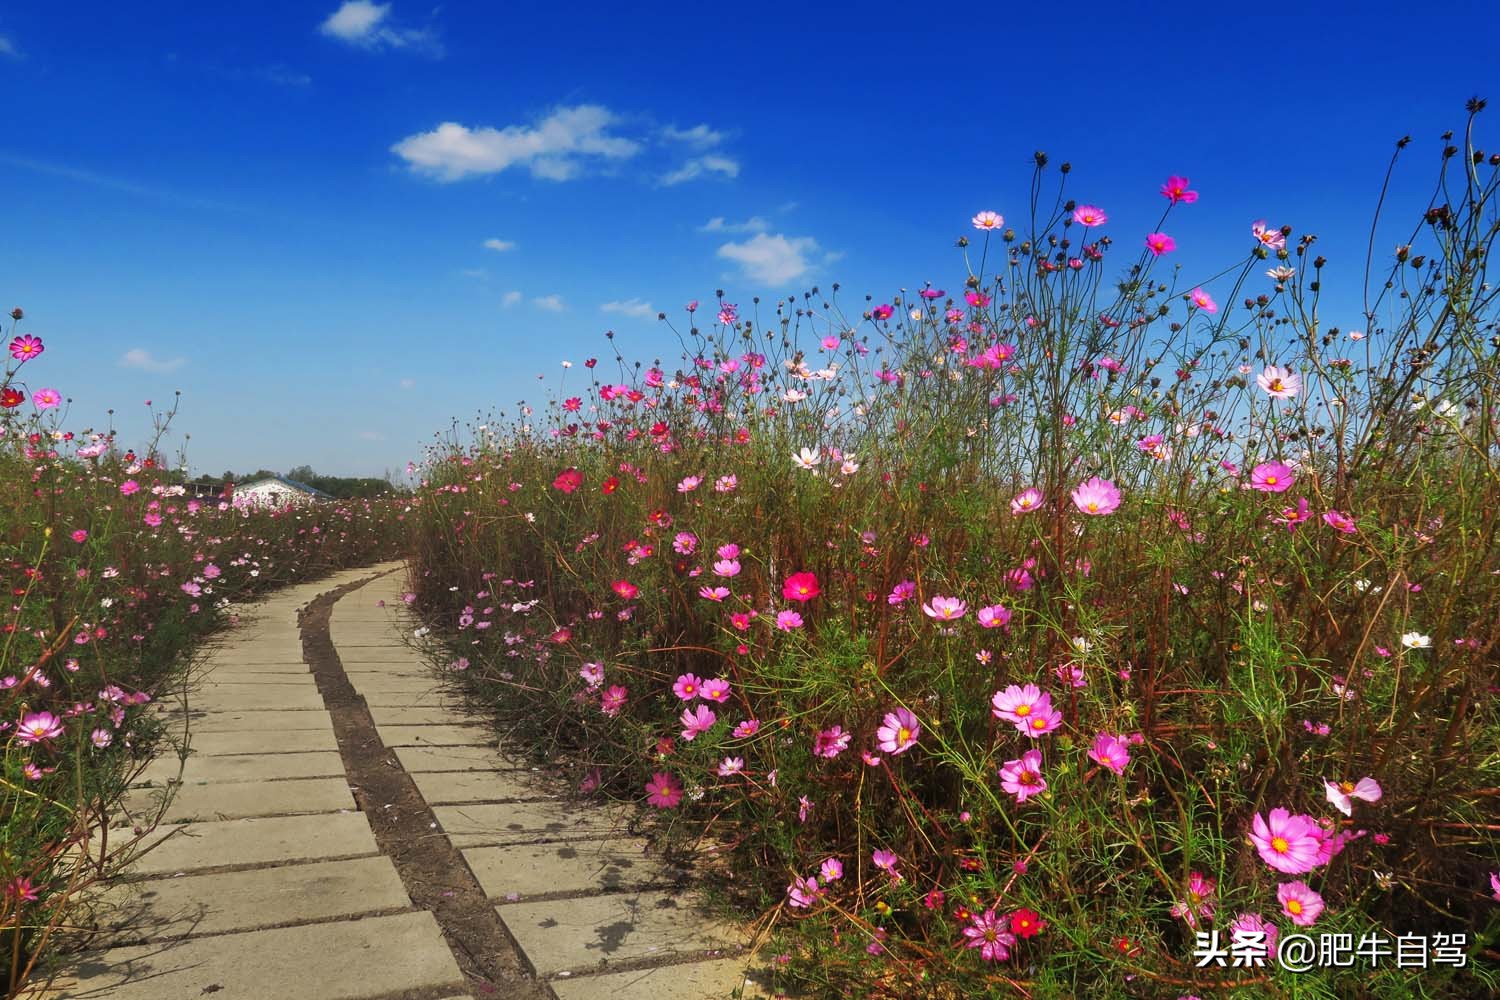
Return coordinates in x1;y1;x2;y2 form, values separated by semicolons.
584;358;597;368
1;387;23;408
611;580;639;600
553;468;583;493
650;421;669;437
1009;908;1045;939
550;628;572;643
782;571;820;602
601;476;620;494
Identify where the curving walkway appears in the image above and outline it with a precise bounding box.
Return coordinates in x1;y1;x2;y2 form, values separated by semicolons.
47;562;766;1000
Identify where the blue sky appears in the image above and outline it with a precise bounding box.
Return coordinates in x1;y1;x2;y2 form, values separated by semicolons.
3;0;1494;478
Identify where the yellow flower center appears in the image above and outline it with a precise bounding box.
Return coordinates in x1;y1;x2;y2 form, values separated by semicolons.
1287;899;1303;915
1031;717;1047;730
1015;704;1031;716
1266;476;1278;485
1087;502;1099;511
1340;781;1356;793
898;727;911;743
1270;379;1284;391
1271;836;1290;854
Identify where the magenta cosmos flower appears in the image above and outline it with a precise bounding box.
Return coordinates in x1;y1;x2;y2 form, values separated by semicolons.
1189;288;1217;313
1161;176;1199;204
1088;733;1131;775
32;388;62;410
1170;872;1216;928
876;707;920;755
871;848;899;874
1323;509;1357;534
1252;220;1286;251
679;704;717;741
976;604;1011;629
813;725;851;758
600;685;627;716
782;571;820;602
1249;461;1295;493
9;334;43;360
1072;205;1108;227
1145;233;1177;256
775;610;804;631
1257;365;1300;398
1324;777;1382;817
1277;880;1325;926
15;711;65;745
1071;477;1121;516
1229;912;1278;953
1249;808;1324;874
921;595;967;621
999;749;1047;803
1011;488;1044;515
700;678;731;703
962;908;1016;962
645;772;683;808
672;673;703;701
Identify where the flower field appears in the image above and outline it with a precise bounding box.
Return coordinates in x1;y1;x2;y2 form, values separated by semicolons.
0;321;404;994
406;113;1500;997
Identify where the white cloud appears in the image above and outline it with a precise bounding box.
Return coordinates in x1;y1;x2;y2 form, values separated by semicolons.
257;64;311;87
717;233;819;286
399;378;416;389
502;290;523;307
661;155;740;186
392;105;641;182
533;294;565;312
482;237;516;252
660;123;724;148
119;348;186;374
601;298;655;318
319;2;440;55
0;35;17;58
698;216;768;234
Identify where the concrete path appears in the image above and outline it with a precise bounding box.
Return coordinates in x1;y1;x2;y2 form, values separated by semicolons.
46;563;767;1000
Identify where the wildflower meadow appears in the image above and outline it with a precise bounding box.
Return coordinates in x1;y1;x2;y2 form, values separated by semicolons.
0;323;403;994
404;107;1500;997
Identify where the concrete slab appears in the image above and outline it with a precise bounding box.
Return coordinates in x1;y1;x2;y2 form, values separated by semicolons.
342;674;442;692
379;725;494;748
54;910;464;1000
125;777;354;822
185;686;326;712
363;689;465;708
464;839;674;900
93;856;411;944
551;959;769;1000
499;890;747;977
197;661;310;675
136;751;346;786
434;801;632;847
108;812;377;875
369;706;475;727
393;744;518;771
412;769;555;804
166;709;331;732
188;729;338;756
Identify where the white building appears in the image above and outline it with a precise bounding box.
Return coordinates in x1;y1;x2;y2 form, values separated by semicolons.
231;476;334;508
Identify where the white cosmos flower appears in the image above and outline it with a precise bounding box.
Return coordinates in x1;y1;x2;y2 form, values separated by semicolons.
792;447;821;471
1400;631;1431;649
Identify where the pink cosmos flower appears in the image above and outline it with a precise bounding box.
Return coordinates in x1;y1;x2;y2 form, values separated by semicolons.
713;558;741;577
91;727;113;749
1190;288;1217;313
611;579;639;600
962;908;1016;962
579;662;605;688
976;604;1011;629
1252;220;1286;250
1161;176;1199;204
1277;880;1325;926
921;595;967;621
700;678;732;703
1011;488;1043;515
1249;461;1295;493
698;586;730;601
775;610;804;631
1229;912;1278;953
731;719;761;738
1490;872;1500;902
16;711;65;745
71;529;88;543
1249;808;1324;874
887;580;916;604
1273;497;1312;532
813;725;852;758
1019;702;1063;738
644;771;683;808
600;685;628;716
1072;205;1108;227
680;704;717;741
998;749;1047;802
1088;733;1131;775
1324;777;1382;817
991;684;1046;724
972;211;1004;231
787;875;821;909
1170;872;1216;928
32;388;62;410
876;707;920;755
673;531;698;554
1145;233;1177;256
1323;509;1357;534
677;475;701;492
673;673;703;701
718;756;744;776
820;858;844;882
871;849;899;874
729;611;756;631
9;334;43;360
1256;365;1300;398
1071;477;1121;515
782;571;820;602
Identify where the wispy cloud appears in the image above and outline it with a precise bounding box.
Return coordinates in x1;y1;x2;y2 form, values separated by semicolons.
661;155;740;186
698;216;768;234
0;34;18;58
399;378;416;389
533;294;566;312
393;105;641;182
460;267;487;279
0;154;239;212
482;237;516;252
119;348;187;374
256;64;311;87
660;123;725;148
319;1;441;55
601;298;655;318
718;233;820;286
502;290;523;307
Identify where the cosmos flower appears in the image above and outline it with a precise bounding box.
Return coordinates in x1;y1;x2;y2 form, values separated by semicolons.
1088;733;1131;775
998;750;1047;802
1256;365;1300;398
1072;205;1108;227
1323;509;1358;534
1071;477;1121;516
1145;233;1177;256
32;388;62;410
876;708;920;755
1249;808;1324;874
1324;777;1383;816
1253;220;1286;250
782;571;821;602
976;604;1011;629
813;725;852;758
680;703;717;741
1011;488;1044;515
1161;176;1199;204
1189;288;1218;313
962;909;1016;962
972;211;1004;231
1249;461;1295;493
15;711;65;745
921;595;967;621
1277;881;1325;926
8;334;43;360
644;771;683;808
